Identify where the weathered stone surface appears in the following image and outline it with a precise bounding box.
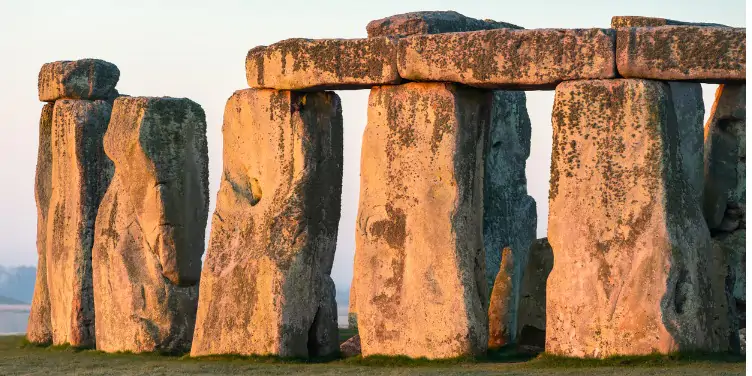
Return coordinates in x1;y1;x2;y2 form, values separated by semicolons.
547;79;723;357
348;282;358;330
353;82;490;359
27;103;54;345
488;248;514;349
516;238;553;352
616;26;746;82
704;84;746;231
191;89;342;358
483;90;536;342
397;28;616;90
670;82;705;205
710;230;746;353
340;335;362;358
246;38;400;91
611;16;727;28
47;100;114;347
367;11;522;38
38;59;120;102
92;97;209;353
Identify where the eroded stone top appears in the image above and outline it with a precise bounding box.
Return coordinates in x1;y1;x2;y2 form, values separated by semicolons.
367;10;523;38
38;59;119;102
611;16;727;28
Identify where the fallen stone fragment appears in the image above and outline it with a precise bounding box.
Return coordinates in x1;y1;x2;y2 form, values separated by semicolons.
38;59;120;102
191;89;342;358
340;335;362;358
488;248;514;349
367;11;522;38
47;100;114;348
353;82;490;359
611;16;727;28
516;238;553;352
92;97;209;353
483;90;536;336
616;26;746;82
547;79;724;357
704;84;746;231
397;28;616;90
246;37;400;90
26;103;54;345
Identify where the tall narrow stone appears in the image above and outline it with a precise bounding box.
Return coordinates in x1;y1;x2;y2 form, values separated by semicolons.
353;82;490;359
191;89;342;358
92;97;209;353
488;247;514;349
47;100;113;347
670;82;705;205
348;282;358;330
27;103;54;345
516;238;553;352
547;79;723;357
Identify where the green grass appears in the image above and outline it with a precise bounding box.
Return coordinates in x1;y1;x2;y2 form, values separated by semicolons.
0;334;744;376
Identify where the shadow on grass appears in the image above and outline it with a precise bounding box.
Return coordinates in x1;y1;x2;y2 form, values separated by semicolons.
524;351;746;368
342;345;536;367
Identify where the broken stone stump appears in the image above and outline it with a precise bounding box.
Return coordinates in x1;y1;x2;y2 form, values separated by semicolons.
246;38;400;90
483;90;536;341
91;97;209;353
191;89;342;358
340;335;362;358
397;28;616;89
47;99;114;347
616;26;746;82
366;11;522;38
353;82;490;359
38;59;120;102
488;248;514;349
704;84;746;232
27;103;54;345
516;238;553;353
547;79;723;357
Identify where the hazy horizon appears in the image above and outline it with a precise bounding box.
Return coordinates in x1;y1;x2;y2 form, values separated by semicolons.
0;0;745;292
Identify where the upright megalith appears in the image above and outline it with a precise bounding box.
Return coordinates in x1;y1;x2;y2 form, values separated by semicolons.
516;238;553;352
353;82;490;359
47;99;114;347
38;59;120;102
547;79;722;357
92;97;209;353
27;103;54;345
192;89;343;358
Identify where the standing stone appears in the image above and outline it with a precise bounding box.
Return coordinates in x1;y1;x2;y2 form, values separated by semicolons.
191;89;342;358
709;230;746;353
353;82;490;359
348;282;358;330
704;84;746;231
27;103;54;345
488;248;514;349
92;97;209;353
364;11;536;347
47;100;113;347
669;83;705;205
547;79;722;357
38;59;120;102
516;238;553;352
366;11;522;38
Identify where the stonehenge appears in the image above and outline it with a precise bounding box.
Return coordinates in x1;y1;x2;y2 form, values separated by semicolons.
92;97;209;353
27;10;745;361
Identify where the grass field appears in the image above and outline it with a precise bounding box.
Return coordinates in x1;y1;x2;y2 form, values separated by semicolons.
0;331;745;375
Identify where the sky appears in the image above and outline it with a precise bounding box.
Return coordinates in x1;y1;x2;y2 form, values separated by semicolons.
0;0;745;291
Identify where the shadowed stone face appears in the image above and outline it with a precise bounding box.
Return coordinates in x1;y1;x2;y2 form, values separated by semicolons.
38;59;120;102
616;26;746;82
27;103;54;345
191;89;343;359
246;37;400;91
366;11;522;38
516;238;553;352
353;82;490;359
547;79;724;357
397;28;616;90
92;97;209;354
47;99;114;348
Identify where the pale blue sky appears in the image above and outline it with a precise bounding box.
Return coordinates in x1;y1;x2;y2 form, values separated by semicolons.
0;0;745;290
